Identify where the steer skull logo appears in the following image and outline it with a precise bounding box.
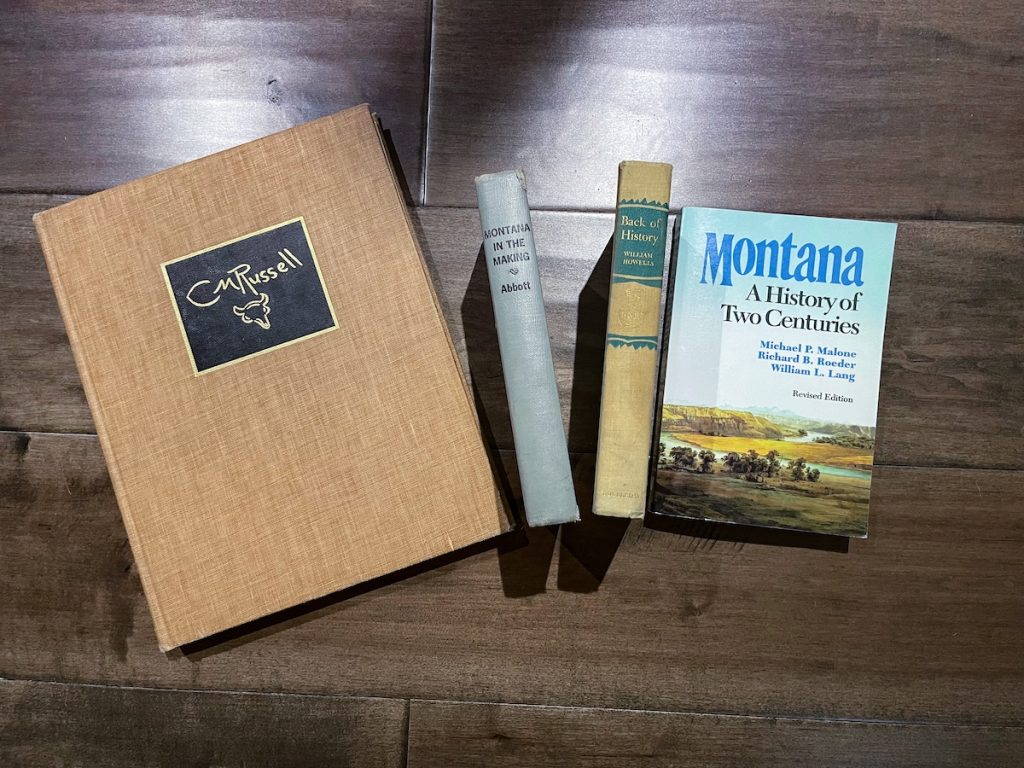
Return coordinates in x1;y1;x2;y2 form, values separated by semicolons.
232;293;272;330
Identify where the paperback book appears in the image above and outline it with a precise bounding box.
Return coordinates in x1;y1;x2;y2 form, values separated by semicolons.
651;208;897;537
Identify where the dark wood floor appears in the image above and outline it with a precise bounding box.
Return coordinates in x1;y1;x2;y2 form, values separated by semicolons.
2;2;1023;765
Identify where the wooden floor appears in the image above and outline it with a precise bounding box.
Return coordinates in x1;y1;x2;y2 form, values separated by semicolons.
2;2;1023;765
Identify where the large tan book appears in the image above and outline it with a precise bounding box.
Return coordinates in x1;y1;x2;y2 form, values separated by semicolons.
34;104;511;650
593;161;673;518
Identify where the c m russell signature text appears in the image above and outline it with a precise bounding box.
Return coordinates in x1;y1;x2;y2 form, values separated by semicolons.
185;248;304;308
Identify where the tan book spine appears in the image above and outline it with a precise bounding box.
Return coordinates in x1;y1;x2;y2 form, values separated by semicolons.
593;161;673;518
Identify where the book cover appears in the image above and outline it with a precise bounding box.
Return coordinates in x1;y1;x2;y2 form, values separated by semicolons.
474;170;579;526
593;161;672;518
651;208;897;537
34;104;511;650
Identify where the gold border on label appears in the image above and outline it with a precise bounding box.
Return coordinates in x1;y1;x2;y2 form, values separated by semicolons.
160;216;339;376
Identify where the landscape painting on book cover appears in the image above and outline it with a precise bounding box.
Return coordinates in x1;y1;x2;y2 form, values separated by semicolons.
655;404;874;537
652;208;896;537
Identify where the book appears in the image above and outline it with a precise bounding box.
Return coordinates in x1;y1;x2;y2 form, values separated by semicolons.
593;161;673;518
474;170;580;527
34;104;512;650
651;207;897;537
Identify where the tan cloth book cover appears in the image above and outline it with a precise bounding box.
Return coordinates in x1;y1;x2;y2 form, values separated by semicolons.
593;161;673;517
34;104;511;650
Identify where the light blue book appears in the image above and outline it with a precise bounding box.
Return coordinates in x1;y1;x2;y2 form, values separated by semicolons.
474;170;580;527
652;208;897;537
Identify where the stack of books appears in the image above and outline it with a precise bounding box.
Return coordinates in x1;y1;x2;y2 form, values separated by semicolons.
35;104;896;649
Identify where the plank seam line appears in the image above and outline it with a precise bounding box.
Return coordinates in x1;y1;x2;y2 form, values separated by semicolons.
410;204;1024;225
0;676;407;706
405;698;1024;731
3;429;1022;475
419;0;436;207
5;192;1024;226
400;698;412;768
1;678;1019;731
1;188;97;198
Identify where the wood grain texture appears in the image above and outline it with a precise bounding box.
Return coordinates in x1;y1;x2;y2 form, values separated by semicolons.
425;0;1024;217
407;701;1024;768
4;197;1022;468
0;195;86;431
2;430;1022;725
0;679;405;767
0;1;429;200
3;2;1023;760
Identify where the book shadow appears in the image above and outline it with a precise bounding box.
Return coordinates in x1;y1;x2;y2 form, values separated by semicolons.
645;513;850;553
559;236;629;592
172;536;504;660
461;245;555;597
377;122;415;205
558;453;631;592
461;235;629;597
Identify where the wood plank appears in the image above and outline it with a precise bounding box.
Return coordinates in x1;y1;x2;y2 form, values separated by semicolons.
0;195;86;431
426;0;1024;217
0;679;405;767
0;1;429;200
4;197;1023;468
407;701;1024;768
2;431;1022;724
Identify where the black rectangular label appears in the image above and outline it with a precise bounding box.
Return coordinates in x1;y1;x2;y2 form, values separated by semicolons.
162;218;337;374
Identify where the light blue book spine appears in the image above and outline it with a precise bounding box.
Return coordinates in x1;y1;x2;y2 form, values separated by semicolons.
474;170;580;526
